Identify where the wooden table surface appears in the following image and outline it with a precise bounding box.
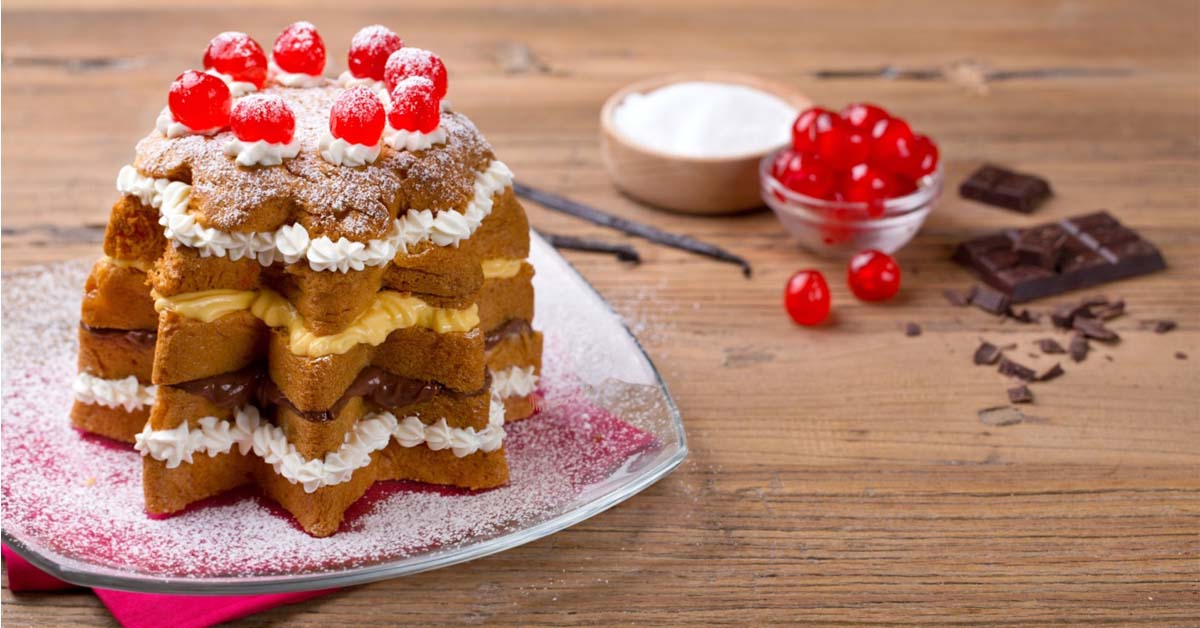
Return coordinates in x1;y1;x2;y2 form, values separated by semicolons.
3;0;1198;625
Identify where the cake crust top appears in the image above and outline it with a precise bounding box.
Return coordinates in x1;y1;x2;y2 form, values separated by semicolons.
133;83;494;242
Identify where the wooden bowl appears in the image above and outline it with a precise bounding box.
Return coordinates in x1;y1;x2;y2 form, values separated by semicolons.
600;72;811;215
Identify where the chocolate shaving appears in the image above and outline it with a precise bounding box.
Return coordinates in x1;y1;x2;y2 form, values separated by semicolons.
1176;351;1188;360
1007;385;1034;404
515;182;751;276
1093;299;1125;320
974;341;1002;365
1006;307;1037;323
536;231;640;263
970;285;1010;315
1069;333;1089;362
998;357;1037;381
1036;363;1065;382
943;288;971;307
905;322;922;337
1073;317;1119;342
1037;338;1066;354
1154;320;1177;334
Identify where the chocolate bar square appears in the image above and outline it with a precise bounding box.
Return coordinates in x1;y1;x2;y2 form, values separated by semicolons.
959;164;1053;213
953;211;1165;303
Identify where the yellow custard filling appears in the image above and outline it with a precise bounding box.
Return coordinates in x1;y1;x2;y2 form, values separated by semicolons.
154;289;479;357
481;258;524;279
101;255;154;272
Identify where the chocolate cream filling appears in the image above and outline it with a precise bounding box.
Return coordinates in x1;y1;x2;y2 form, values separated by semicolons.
79;323;157;351
172;365;490;422
485;318;533;349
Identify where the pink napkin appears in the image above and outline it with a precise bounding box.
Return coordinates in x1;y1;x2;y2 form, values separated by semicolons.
2;545;334;628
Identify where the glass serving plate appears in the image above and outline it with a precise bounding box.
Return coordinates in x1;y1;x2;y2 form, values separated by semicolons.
0;232;686;595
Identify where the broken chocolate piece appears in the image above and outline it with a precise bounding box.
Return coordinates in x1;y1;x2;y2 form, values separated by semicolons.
943;288;971;307
1069;333;1089;362
970;285;1010;315
1014;226;1067;269
905;322;922;337
998;357;1037;381
1037;338;1066;354
1073;317;1119;342
960;164;1053;213
1036;363;1065;382
952;212;1166;303
1007;307;1036;323
1007;385;1034;404
1093;299;1125;320
974;341;1003;365
1154;320;1177;334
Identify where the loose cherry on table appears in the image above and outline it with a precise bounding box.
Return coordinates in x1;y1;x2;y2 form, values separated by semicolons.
784;269;831;326
384;48;448;99
203;32;268;88
388;76;440;133
347;25;404;81
273;21;326;75
847;249;901;302
168;70;232;131
330;86;385;145
231;95;295;144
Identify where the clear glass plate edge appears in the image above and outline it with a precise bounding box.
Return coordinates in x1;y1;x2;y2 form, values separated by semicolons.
0;231;689;595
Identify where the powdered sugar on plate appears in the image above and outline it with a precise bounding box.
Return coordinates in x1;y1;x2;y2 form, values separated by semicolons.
1;236;685;587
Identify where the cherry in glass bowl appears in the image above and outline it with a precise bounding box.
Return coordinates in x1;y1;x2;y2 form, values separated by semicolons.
760;152;942;258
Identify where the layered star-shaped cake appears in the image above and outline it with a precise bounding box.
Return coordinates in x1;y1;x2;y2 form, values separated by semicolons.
71;23;543;536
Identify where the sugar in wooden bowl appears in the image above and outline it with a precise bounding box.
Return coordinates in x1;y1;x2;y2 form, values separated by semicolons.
601;72;809;215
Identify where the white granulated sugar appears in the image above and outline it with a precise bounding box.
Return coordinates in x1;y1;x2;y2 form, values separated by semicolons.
2;238;667;580
611;81;797;158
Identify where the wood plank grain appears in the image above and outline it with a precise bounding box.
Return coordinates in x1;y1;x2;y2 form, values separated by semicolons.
2;0;1197;625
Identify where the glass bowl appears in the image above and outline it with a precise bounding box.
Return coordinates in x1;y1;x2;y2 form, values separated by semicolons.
760;152;942;258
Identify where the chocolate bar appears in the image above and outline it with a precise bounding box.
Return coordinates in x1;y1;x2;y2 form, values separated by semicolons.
959;165;1052;213
952;211;1166;303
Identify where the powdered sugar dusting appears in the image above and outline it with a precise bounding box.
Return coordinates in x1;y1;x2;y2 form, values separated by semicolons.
133;85;491;241
2;237;680;584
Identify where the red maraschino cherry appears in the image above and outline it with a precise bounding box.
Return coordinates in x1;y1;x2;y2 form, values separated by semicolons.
203;32;268;88
273;21;326;75
388;76;440;133
847;249;901;301
168;70;232;131
869;116;915;173
840;102;889;134
901;134;939;180
384;47;448;99
791;106;836;153
816;119;870;172
772;150;836;200
784;270;831;326
842;162;898;215
231;95;295;144
330;86;385;145
347;25;404;81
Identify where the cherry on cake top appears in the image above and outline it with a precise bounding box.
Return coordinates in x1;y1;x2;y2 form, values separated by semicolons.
169;70;232;131
388;77;440;133
774;103;939;215
231;95;296;144
203;32;268;89
347;25;404;81
385;48;448;99
330;86;386;145
273;21;326;75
